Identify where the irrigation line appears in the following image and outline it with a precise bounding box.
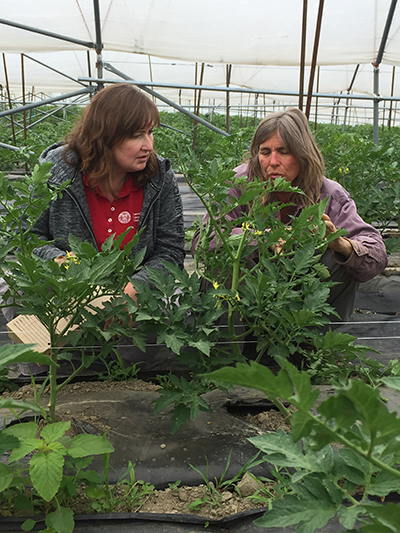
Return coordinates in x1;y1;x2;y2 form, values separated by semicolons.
1;338;399;349
330;320;400;325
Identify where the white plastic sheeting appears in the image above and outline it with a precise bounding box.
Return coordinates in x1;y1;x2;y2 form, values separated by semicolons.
1;0;400;65
0;0;400;120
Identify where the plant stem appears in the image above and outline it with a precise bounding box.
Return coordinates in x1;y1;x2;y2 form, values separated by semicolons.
185;177;235;262
305;409;400;482
48;324;59;423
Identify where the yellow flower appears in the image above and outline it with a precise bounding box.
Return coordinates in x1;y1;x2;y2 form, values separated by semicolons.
241;222;250;230
254;230;263;236
339;168;342;173
64;252;79;269
212;281;219;290
235;292;240;302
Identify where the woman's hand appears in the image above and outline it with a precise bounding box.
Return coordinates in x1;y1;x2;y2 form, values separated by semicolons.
54;251;76;267
124;281;138;305
104;282;137;332
322;214;353;259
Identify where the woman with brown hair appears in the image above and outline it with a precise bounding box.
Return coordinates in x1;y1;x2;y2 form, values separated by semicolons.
34;82;185;303
12;83;185;374
192;107;387;322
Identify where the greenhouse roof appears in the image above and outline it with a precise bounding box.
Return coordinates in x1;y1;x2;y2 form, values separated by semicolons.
0;0;399;126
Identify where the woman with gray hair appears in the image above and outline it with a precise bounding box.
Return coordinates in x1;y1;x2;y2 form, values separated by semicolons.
192;107;387;323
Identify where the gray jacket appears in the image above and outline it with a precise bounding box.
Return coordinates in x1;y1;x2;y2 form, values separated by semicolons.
33;143;185;285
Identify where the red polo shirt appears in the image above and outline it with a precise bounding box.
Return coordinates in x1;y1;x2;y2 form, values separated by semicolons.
83;174;144;250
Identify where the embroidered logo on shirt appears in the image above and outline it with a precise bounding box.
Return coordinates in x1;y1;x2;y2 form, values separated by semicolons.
118;211;132;224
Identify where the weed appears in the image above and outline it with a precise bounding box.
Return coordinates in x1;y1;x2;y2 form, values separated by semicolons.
188;451;264;510
86;460;154;513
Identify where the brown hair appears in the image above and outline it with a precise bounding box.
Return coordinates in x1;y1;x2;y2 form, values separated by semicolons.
247;108;325;207
64;83;160;194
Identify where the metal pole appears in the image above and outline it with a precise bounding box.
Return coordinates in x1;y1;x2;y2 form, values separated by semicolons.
342;64;360;132
0;87;95;118
0;18;96;49
21;53;27;141
254;93;259;125
375;0;398;66
314;65;320;129
305;0;324;119
372;0;398;142
373;66;380;144
148;55;156;103
2;53;16;143
102;62;229;137
299;0;307;110
388;66;396;128
93;0;104;90
193;62;198;126
192;62;205;149
23;54;88;87
226;64;232;133
79;76;400;102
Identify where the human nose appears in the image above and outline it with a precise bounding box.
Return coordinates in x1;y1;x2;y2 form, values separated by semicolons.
269;150;279;166
142;134;153;151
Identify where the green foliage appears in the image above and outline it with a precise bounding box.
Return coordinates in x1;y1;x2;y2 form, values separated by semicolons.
0;117;392;435
1;420;113;533
0;344;53;421
0;165;151;422
86;461;154;513
0;104;80;171
314;124;400;251
97;357;140;382
187;451;264;511
204;361;400;532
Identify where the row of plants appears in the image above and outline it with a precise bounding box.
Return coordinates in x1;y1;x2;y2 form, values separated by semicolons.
1;149;400;530
0;113;400;531
2;106;400;243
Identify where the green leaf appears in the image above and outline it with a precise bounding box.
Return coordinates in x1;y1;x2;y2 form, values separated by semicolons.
14;494;34;511
30;449;64;502
171;403;191;434
368;469;400;497
290;409;315;442
360;526;397;533
67;434;114;458
284;362;320;410
9;437;43;463
254;494;336;531
318;380;400;450
380;377;400;392
188;338;212;356
4;421;38;440
0;430;20;455
21;518;37;531
0;398;41;414
249;430;311;469
0;343;55;367
45;506;75;533
0;463;13;492
363;502;400;531
202;361;293;400
157;332;184;354
40;421;71;444
338;448;372;478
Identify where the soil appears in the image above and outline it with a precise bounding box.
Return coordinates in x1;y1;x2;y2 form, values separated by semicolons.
2;378;288;520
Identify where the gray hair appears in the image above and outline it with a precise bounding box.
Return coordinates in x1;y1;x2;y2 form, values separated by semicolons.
248;108;325;207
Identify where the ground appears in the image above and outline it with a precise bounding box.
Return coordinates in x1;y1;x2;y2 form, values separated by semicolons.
2;379;288;519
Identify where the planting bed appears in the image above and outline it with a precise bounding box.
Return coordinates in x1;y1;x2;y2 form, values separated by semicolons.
1;181;400;531
2;268;400;532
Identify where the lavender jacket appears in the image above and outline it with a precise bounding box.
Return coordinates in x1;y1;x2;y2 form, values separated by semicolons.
192;163;387;283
